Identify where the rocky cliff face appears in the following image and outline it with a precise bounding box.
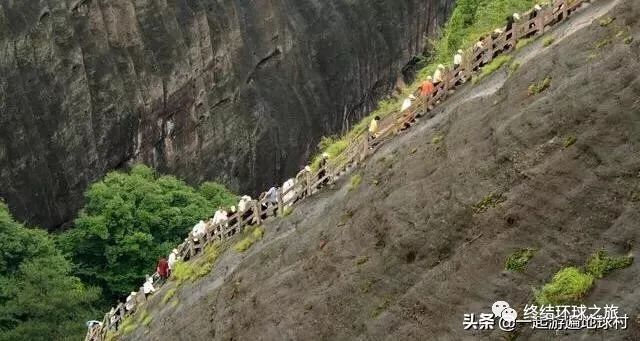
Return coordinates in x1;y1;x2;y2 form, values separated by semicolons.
0;0;453;229
120;0;640;339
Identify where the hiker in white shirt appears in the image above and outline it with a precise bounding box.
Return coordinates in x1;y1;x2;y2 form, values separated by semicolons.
453;50;463;69
238;195;254;223
401;95;415;112
433;64;445;86
168;248;178;276
263;186;279;216
191;220;206;238
143;275;155;298
125;292;137;311
282;178;296;206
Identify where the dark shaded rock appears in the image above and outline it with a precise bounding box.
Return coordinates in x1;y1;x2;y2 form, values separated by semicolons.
0;0;454;229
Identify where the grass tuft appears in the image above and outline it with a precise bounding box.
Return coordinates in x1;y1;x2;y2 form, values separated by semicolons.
475;55;512;83
594;38;611;49
371;296;392;318
162;288;176;304
356;256;369;265
598;16;615;27
534;267;594;306
528;76;552;96
509;62;521;75
585;249;633;279
516;37;534;50
542;36;555;47
120;316;137;335
473;192;506;213
505;248;536;272
431;134;445;145
348;174;362;191
564;135;577;148
142;315;153;327
171;242;223;285
233;226;265;253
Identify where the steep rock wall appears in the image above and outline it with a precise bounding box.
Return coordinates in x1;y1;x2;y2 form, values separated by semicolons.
0;0;454;228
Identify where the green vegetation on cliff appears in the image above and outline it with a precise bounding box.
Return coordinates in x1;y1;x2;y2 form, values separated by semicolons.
0;202;100;341
313;0;536;164
58;165;236;303
586;249;633;279
534;267;594;305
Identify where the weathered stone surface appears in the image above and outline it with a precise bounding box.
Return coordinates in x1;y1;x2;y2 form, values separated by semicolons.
0;0;453;229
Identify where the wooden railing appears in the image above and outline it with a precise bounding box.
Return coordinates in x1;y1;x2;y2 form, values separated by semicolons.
85;0;591;339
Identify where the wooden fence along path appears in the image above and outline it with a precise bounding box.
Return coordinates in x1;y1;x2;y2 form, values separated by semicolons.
85;0;591;339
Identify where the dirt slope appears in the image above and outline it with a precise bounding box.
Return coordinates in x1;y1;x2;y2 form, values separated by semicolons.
123;0;640;339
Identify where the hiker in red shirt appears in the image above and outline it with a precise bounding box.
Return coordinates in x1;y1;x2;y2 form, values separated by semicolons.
417;76;435;114
420;76;435;98
157;257;169;281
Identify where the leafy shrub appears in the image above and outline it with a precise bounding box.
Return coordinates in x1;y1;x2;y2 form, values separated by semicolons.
505;248;536;271
586;249;633;279
534;267;594;305
199;182;237;208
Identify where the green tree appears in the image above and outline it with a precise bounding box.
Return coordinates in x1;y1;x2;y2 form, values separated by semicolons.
0;202;100;341
59;165;235;302
199;181;238;208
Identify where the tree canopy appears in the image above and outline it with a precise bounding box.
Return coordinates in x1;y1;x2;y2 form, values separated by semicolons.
0;202;100;341
59;165;236;303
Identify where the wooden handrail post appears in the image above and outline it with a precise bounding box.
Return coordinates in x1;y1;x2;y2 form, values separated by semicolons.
253;201;262;225
188;239;195;259
305;169;313;196
361;135;369;160
444;69;453;92
277;187;284;217
486;36;494;63
238;208;245;230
